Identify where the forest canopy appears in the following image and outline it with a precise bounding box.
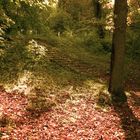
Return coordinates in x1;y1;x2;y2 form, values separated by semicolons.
0;0;140;57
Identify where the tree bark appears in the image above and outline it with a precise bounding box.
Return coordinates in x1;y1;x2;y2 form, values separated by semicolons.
109;0;128;102
92;0;105;38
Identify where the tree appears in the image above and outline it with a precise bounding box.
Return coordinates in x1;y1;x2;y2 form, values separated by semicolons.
92;0;105;38
109;0;128;102
0;0;50;36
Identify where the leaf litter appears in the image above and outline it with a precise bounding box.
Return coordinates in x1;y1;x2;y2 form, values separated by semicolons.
0;90;139;140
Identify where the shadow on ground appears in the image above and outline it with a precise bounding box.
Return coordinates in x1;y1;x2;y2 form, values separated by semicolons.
112;95;140;140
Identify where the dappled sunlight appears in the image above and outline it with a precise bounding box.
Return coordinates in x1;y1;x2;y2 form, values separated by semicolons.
0;0;140;139
0;38;6;57
83;80;106;90
26;39;48;60
44;0;58;7
0;49;5;57
1;83;139;139
4;71;33;95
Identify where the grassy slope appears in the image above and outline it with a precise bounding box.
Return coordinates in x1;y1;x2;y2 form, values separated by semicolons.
0;36;139;94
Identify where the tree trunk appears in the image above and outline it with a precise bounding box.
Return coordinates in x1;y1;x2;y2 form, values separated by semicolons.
92;0;105;38
109;0;128;102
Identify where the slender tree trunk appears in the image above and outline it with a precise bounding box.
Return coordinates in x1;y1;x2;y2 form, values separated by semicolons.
109;0;128;102
92;0;105;38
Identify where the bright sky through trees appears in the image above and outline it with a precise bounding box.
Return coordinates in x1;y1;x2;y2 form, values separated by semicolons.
112;0;115;4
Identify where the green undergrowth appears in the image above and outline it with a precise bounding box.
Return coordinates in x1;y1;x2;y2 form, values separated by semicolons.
0;36;110;88
0;35;139;111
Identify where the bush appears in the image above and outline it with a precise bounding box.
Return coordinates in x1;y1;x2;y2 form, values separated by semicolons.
101;37;112;53
48;10;73;34
79;31;102;53
126;27;140;59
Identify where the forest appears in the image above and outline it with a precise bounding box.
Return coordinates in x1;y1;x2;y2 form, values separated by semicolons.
0;0;140;139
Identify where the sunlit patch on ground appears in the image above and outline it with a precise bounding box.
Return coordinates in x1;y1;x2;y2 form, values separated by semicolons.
4;71;33;95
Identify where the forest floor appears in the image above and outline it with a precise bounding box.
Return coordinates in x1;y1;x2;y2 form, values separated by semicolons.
0;38;140;139
0;89;139;140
